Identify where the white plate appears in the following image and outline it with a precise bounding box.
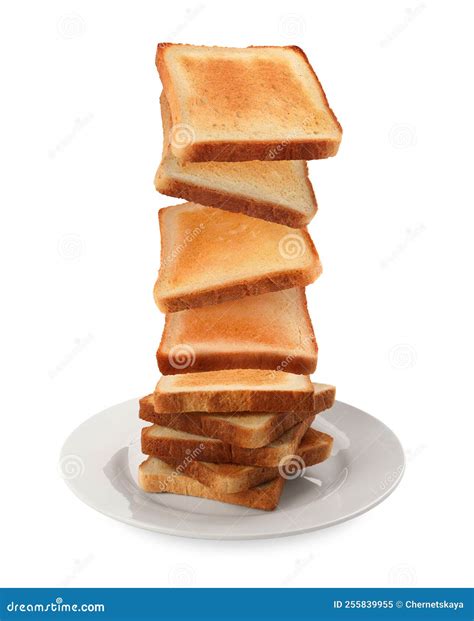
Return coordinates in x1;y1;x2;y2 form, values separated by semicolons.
60;399;404;540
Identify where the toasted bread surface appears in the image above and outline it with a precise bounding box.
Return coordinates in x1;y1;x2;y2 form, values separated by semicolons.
161;427;333;493
154;202;321;313
141;415;314;467
156;43;342;161
155;94;317;227
139;457;285;510
158;288;317;375
140;383;335;447
153;369;315;413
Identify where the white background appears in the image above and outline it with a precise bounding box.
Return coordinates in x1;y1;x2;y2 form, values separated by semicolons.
1;0;473;588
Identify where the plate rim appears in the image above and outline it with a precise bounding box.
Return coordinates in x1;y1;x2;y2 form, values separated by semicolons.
61;398;405;540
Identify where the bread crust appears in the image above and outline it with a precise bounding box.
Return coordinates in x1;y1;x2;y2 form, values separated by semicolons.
140;383;335;447
141;416;313;467
162;459;278;495
154;256;321;313
179;138;340;163
155;171;315;229
155;43;342;162
139;461;285;511
155;94;318;228
157;347;317;376
139;394;313;447
157;287;317;375
154;203;322;313
153;384;315;414
161;427;333;493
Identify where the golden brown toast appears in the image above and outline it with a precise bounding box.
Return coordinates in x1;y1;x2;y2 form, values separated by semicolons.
141;415;314;467
155;93;317;227
156;43;342;162
162;427;333;494
138;458;285;511
154;202;321;313
157;288;317;376
139;383;335;448
153;369;315;414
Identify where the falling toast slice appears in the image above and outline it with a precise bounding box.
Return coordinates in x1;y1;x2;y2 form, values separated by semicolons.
154;202;321;313
139;383;335;448
141;415;314;467
157;288;317;376
156;43;342;162
138;458;285;511
155;93;317;227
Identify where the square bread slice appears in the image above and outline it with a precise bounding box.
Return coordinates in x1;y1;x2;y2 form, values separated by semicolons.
153;369;315;414
156;43;342;162
155;93;317;228
154;202;321;313
138;458;285;511
139;383;336;448
157;288;317;376
162;427;333;494
141;415;314;467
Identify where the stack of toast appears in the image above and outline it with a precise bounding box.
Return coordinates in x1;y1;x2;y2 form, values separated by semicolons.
139;43;342;511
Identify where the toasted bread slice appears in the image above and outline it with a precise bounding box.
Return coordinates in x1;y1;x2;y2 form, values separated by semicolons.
141;416;314;467
153;369;315;414
156;43;342;162
154;202;321;313
162;427;333;494
139;383;335;448
139;458;285;511
155;94;317;228
157;288;317;376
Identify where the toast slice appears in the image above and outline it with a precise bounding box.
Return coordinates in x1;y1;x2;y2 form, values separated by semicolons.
156;43;342;162
153;369;315;414
141;415;314;467
155;93;317;228
162;427;333;494
139;458;285;511
154;202;321;313
157;288;317;376
139;383;335;448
